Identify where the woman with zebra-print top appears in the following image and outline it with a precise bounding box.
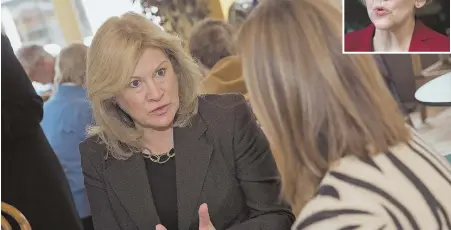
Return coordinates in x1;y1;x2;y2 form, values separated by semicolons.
237;0;451;229
293;131;451;229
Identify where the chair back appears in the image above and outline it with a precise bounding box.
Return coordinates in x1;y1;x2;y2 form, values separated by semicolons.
377;55;439;102
1;202;31;230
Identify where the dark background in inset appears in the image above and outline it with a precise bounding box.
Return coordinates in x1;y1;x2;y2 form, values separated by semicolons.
344;0;450;36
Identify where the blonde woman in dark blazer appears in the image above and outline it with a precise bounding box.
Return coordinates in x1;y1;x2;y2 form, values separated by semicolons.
237;0;451;229
80;12;294;230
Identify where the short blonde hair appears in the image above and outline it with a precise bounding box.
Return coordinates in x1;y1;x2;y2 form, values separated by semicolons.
54;43;88;86
87;12;201;160
238;0;410;213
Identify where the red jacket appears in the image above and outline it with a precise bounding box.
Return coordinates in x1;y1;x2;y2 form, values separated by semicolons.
345;21;450;52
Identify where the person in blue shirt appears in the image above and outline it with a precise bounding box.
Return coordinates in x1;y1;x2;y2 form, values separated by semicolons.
41;43;94;230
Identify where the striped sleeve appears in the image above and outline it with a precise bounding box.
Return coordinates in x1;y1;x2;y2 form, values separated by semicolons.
292;190;389;230
292;133;451;230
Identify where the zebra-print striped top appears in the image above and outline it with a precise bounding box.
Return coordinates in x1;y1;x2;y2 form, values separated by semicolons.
293;132;451;230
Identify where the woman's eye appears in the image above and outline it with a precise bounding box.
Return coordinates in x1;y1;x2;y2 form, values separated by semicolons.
129;79;141;88
155;68;166;78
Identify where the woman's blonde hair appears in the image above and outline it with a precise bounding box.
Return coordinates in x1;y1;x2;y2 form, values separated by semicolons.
54;43;88;86
87;12;201;160
238;0;410;213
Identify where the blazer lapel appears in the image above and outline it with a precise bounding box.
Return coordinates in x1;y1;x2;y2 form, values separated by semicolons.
175;114;213;230
361;24;375;51
104;153;160;229
409;21;433;52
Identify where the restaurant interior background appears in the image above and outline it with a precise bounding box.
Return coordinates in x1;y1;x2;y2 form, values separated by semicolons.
2;0;449;159
1;0;254;55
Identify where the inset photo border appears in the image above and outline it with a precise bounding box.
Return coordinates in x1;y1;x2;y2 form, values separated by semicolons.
342;0;450;54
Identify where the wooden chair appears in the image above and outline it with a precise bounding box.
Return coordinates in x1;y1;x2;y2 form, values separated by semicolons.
376;54;444;127
40;90;52;102
411;54;428;123
416;54;451;78
376;54;420;126
1;202;31;230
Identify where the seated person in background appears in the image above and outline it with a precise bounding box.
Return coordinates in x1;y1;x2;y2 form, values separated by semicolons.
2;34;82;230
41;43;94;230
189;19;247;99
16;44;55;98
80;12;294;230
238;0;451;229
345;0;450;52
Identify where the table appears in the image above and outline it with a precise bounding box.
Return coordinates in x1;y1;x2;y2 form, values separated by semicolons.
415;72;451;106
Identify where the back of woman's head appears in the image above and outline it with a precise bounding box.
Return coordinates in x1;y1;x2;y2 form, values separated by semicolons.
189;18;235;69
54;43;88;86
237;0;410;212
87;12;201;159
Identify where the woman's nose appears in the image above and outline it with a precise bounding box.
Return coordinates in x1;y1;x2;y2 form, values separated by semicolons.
145;80;163;101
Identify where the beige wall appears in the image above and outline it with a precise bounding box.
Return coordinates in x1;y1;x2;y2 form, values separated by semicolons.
52;0;82;43
209;0;236;20
208;0;225;19
220;0;236;20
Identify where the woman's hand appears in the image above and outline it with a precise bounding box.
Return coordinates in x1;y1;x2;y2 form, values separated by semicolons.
156;203;216;230
156;224;166;230
198;203;216;230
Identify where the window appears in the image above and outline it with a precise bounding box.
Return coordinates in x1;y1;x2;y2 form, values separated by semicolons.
1;0;92;54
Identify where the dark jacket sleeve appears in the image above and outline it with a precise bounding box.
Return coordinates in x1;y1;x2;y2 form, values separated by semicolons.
1;35;82;230
1;34;43;139
80;140;121;230
228;95;295;229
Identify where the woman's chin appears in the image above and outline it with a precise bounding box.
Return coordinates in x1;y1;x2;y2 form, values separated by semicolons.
372;20;394;31
143;114;175;130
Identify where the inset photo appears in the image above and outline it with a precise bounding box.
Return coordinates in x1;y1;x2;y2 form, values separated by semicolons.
344;0;450;53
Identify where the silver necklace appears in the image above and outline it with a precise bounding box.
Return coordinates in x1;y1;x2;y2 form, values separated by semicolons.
142;148;175;164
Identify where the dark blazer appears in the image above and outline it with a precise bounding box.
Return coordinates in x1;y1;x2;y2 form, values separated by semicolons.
1;34;82;230
80;94;295;230
345;21;450;52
